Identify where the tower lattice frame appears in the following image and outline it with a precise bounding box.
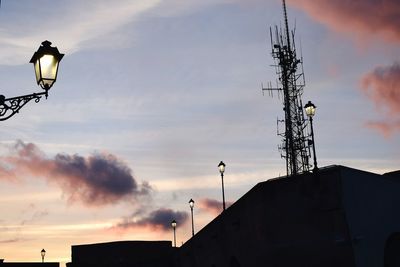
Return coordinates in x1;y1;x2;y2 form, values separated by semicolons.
263;0;312;176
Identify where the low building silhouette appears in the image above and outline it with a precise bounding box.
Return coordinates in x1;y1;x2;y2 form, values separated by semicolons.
66;241;176;267
67;165;400;267
0;261;58;267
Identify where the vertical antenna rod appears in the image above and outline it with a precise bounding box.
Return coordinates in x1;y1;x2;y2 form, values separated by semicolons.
283;0;291;52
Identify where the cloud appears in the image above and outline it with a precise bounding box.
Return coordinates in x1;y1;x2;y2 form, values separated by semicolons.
199;198;232;216
20;206;49;226
0;0;268;65
288;1;400;137
365;121;400;138
361;62;400;115
0;165;17;182
0;0;161;65
113;208;188;232
287;0;400;43
361;62;400;136
0;140;151;206
148;0;263;17
0;238;23;244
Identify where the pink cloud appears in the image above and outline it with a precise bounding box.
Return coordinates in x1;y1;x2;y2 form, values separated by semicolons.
361;62;400;115
365;121;400;138
0;166;17;182
287;0;400;43
361;62;400;136
290;1;400;137
0;140;152;207
198;198;233;216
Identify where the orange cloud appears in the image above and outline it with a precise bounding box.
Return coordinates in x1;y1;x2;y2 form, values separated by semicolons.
287;0;400;43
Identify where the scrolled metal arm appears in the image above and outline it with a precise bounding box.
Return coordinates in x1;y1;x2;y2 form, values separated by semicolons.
0;91;48;121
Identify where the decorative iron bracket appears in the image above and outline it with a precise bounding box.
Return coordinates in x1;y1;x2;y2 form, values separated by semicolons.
0;91;48;121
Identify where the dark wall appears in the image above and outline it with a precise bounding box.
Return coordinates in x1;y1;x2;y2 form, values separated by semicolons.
385;233;400;267
65;166;400;267
178;166;355;267
340;167;400;267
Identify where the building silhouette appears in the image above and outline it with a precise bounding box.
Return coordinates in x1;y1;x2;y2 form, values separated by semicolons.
66;165;400;267
66;241;176;267
0;261;58;267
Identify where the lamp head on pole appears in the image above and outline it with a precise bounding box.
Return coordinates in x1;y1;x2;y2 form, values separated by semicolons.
304;101;316;118
218;161;225;174
41;248;46;258
189;198;194;208
171;220;177;229
30;40;64;91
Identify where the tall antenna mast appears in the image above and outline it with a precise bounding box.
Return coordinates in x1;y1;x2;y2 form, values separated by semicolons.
282;0;291;52
263;0;312;176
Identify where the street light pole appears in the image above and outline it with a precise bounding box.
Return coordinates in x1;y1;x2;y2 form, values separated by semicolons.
3;41;61;267
218;161;226;211
0;40;63;121
189;199;195;237
304;101;318;171
41;249;46;263
309;115;318;171
171;220;177;247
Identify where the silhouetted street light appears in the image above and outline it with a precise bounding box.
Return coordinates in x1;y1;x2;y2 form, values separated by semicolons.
0;40;64;121
218;161;226;211
304;101;318;171
171;220;177;247
189;198;195;237
40;249;46;263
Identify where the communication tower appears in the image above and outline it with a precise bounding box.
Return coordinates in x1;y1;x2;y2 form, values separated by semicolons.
263;0;312;176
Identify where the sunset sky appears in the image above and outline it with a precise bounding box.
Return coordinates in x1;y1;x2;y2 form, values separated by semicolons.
0;0;399;264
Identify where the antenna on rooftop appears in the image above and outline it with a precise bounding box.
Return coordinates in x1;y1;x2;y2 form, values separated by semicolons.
262;0;312;176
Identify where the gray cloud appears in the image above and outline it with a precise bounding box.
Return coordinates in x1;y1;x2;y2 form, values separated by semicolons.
0;140;151;206
114;208;188;232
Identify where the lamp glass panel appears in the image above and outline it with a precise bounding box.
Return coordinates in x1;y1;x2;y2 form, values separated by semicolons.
34;59;41;84
41;78;55;89
39;55;58;79
305;106;315;117
219;165;225;173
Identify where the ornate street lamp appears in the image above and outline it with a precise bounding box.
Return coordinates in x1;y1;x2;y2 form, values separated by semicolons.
40;249;46;263
304;101;318;171
304;101;316;118
30;40;64;91
171;220;177;247
218;161;226;211
189;198;195;237
0;40;64;121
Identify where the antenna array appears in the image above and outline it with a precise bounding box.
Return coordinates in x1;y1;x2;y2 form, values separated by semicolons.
263;0;312;176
